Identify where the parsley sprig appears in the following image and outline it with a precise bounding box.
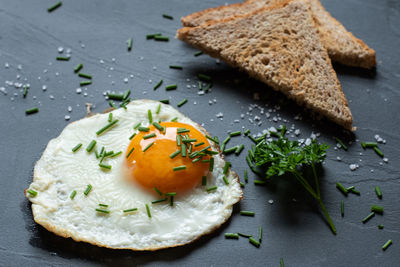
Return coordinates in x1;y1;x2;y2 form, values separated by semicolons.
249;127;336;234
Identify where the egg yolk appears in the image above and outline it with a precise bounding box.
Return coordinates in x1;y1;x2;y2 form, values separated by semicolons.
125;122;211;193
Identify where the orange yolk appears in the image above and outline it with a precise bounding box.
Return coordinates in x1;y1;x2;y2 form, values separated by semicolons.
125;122;211;193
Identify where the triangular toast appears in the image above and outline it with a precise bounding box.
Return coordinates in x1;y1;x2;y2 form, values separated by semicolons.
177;0;353;130
181;0;376;69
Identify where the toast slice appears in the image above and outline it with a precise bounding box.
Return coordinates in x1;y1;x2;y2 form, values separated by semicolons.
181;0;376;69
177;0;354;130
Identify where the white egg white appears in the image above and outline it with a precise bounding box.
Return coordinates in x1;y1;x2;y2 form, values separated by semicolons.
26;99;242;250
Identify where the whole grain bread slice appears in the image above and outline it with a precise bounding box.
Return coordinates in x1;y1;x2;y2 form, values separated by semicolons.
177;0;354;130
181;0;376;69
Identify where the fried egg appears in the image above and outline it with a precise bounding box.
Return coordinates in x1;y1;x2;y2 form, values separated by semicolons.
25;99;242;250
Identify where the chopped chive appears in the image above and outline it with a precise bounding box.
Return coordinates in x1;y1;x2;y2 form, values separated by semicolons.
99;203;108;208
122;89;131;100
177;128;190;133
169;65;183;70
111;151;122;158
205;135;219;144
201;159;210;163
375;186;382;199
123;208;138;213
177;98;188;107
254;180;266;185
198;145;211;153
223;162;230;175
84;184;92;196
126;147;134;158
249;237;260;248
103;151;114;157
23;85;29;98
151;122;163;131
361;141;378;149
74;63;83;73
206;186;217;192
80;80;92;86
230;131;241;137
188;145;193;154
72;143;82;152
109;101;117;109
165;84;177;90
56;56;70;61
171;117;178;122
108;113;113;122
162;14;173;20
341;200;344;217
154;187;162;196
86;140;97;152
240;211;255;216
204;83;212;92
96;120;119;135
70;190;77;200
107;93;124;101
78;73;92;79
129;132;136;140
176;135;182;146
154;35;169;41
99;146;105;156
202;176;207;186
244;169;248;183
27;189;37;197
47;1;62;12
182;138;197;143
373;147;384;158
181;143;187;157
198;82;203;90
222;175;229;185
169;150;180;159
223;146;238;154
335;137;348;150
258;226;262;242
336;182;348;196
159;99;169;104
127;38;133;51
222;136;231;145
346;186;355;191
194;51;203;56
244;129;251;136
371;205;383;214
165;192;176;196
145;204;151;218
225;233;239;239
99;163;112;170
95;208;110;214
142;142;154;152
154;80;163;90
173;165;186;171
209;157;214;172
148;109;153;124
169;196;174;206
146;33;162;39
362;212;375;223
138;126;150;132
143;133;156;140
248;135;258;143
238;233;252;238
382;240;392;251
192;158;201;163
189;152;199;159
194;142;205;147
133;122;141;129
152;198;167;204
349;189;361;195
155;104;162;115
198;73;212;82
25;107;39;115
280;258;285;267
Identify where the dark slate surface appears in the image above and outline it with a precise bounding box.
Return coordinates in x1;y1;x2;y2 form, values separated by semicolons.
0;0;399;266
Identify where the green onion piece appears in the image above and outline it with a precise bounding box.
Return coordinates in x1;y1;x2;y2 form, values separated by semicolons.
206;135;219;144
235;144;245;155
171;117;178;122
194;51;203;56
80;80;91;86
361;142;377;149
173;165;186;171
109;101;117;109
145;204;151;218
138;126;150;132
154;35;169;41
181;143;187;157
169;150;180;159
223;162;231;175
280;258;285;267
108;113;113;122
127;38;133;51
99;146;105;156
177;128;190;133
152;198;167;204
155;104;161;115
341;200;344;217
176;135;182;146
238;233;252;238
335;137;348;150
362;212;375;223
248;135;258;143
240;211;255;216
126;147;134;158
244;169;248;183
177;98;188;107
249;237;260;248
165;84;177;90
152;122;163;131
240;182;245;188
142;142;154;152
346;186;355;191
25;107;39;115
209;157;214;172
165;192;176;196
204;83;212;92
146;33;162;39
111;151;122;158
375;186;382;199
74;63;83;73
258;226;262;242
169;65;183;70
23;85;29;98
78;73;92;79
86;140;97;152
169;196;174;206
189;152;199;159
194;142;204;147
154;187;162;196
47;1;62;12
206;186;217;192
198;82;203;90
382;240;392;251
143;133;156;140
70;190;77;200
27;189;37;197
154;80;163;90
162;14;173;20
103;151;114;157
349;189;361;195
378;224;384;229
371;205;383;214
123;90;131;100
72;143;82;152
99;163;112;170
244;129;251;136
107;93;124;101
99;203;108;208
159;99;169;104
133;122;141;129
123;208;138;213
224;233;239;239
373;147;384;158
56;56;70;61
148;109;153;124
197;73;212;82
95;208;110;214
205;150;218;155
192;158;201;164
182;138;197;143
222;136;231;145
96;120;119;135
222;175;229;185
254;180;266;185
202;176;207;186
230;131;241;137
336;182;348;196
84;184;92;196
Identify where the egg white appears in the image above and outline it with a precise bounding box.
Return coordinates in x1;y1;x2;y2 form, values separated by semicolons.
26;99;242;250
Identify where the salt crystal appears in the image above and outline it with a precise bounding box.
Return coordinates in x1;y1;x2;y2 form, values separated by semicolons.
0;87;7;95
49;95;54;100
76;88;82;94
336;157;341;161
294;129;301;136
5;62;9;68
58;47;64;53
268;200;274;204
216;112;223;118
65;115;70;120
383;158;389;163
123;78;128;83
67;106;72;112
349;164;359;171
